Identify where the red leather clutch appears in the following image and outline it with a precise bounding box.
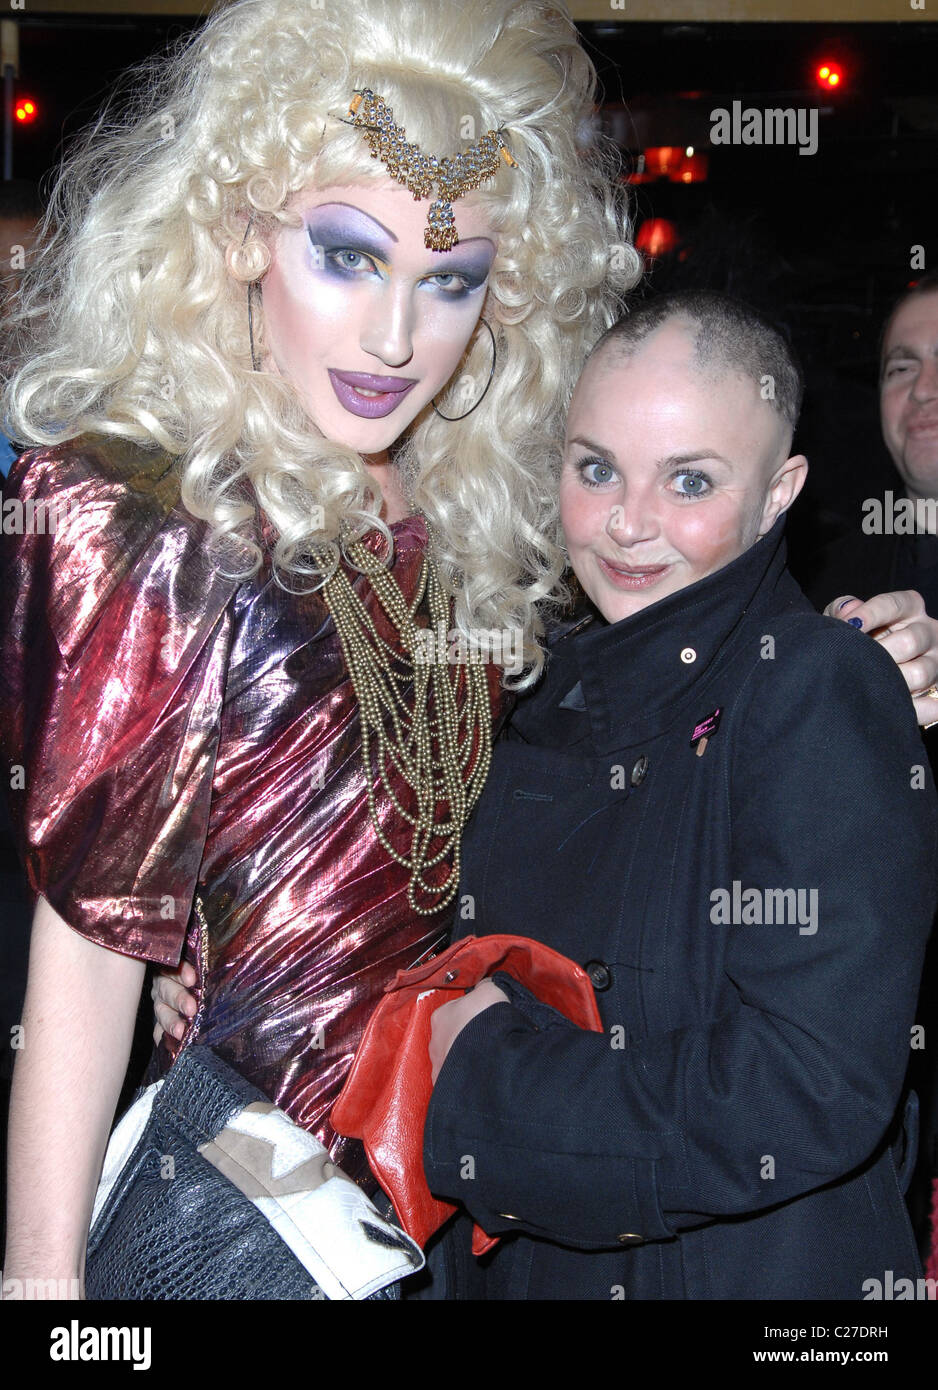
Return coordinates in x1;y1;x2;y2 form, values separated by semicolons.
331;933;602;1256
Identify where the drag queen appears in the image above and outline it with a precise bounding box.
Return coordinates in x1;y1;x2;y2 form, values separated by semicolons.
1;0;935;1298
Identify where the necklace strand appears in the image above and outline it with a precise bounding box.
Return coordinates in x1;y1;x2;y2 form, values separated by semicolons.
313;529;493;915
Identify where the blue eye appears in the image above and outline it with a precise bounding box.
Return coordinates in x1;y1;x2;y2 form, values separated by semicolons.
422;271;481;299
328;248;377;275
578;456;616;487
673;471;710;498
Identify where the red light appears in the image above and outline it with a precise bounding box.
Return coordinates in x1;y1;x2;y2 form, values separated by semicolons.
635;218;680;260
644;146;683;178
628;146;708;186
15;97;38;123
816;62;843;90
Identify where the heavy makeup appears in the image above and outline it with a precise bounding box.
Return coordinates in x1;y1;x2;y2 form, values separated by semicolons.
259;180;497;519
560;319;808;624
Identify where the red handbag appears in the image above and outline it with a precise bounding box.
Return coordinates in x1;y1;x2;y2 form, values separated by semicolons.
331;933;602;1256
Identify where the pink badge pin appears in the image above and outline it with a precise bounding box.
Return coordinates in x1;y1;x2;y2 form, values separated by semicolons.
690;708;722;750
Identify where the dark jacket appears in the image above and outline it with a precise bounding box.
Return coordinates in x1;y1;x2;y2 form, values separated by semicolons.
804;514;938;623
421;518;938;1300
802;510;938;1260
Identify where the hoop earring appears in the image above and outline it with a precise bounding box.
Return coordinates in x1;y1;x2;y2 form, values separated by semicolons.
248;280;260;372
431;318;496;422
242;214;261;372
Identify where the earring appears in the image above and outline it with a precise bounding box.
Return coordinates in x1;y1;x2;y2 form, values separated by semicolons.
247;280;261;371
432;318;497;422
241;213;262;372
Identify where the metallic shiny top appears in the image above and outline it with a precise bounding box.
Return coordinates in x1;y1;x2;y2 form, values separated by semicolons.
0;438;512;1188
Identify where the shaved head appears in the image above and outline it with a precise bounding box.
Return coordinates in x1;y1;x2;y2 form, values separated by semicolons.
589;290;804;449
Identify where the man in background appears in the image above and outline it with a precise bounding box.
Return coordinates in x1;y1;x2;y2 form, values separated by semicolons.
807;271;938;613
806;271;938;1269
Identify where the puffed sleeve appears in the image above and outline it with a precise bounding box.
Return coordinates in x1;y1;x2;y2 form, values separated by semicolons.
0;437;240;964
423;617;938;1247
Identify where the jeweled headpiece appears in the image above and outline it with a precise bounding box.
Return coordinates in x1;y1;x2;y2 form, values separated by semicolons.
348;88;517;252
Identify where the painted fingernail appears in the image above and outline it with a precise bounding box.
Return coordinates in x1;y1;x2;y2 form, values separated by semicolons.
837;599;855;611
847;616;863;629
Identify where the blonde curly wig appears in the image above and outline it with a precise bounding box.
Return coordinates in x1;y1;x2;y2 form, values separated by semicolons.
4;0;641;685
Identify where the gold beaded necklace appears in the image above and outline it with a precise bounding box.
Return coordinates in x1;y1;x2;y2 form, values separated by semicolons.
313;527;492;916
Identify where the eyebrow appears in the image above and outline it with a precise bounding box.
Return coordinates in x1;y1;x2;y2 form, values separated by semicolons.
653;449;732;469
566;437;731;469
883;342;938;362
304;202;496;259
567;435;616;460
305;202;398;243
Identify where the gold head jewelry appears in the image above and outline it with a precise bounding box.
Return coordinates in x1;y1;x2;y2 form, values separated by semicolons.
348;88;517;252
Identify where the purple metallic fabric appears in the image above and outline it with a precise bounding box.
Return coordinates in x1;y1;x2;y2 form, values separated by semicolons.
0;437;511;1188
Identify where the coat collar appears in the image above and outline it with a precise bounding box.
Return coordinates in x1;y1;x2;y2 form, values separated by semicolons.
527;516;800;754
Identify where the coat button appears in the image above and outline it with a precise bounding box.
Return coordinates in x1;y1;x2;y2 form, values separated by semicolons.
680;647;696;664
630;756;648;787
584;960;611;992
618;1233;644;1245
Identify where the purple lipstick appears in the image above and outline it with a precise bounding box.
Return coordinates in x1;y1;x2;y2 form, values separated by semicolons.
328;370;418;419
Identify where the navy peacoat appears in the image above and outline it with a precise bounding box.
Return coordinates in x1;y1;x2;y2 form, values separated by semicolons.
421;518;938;1300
